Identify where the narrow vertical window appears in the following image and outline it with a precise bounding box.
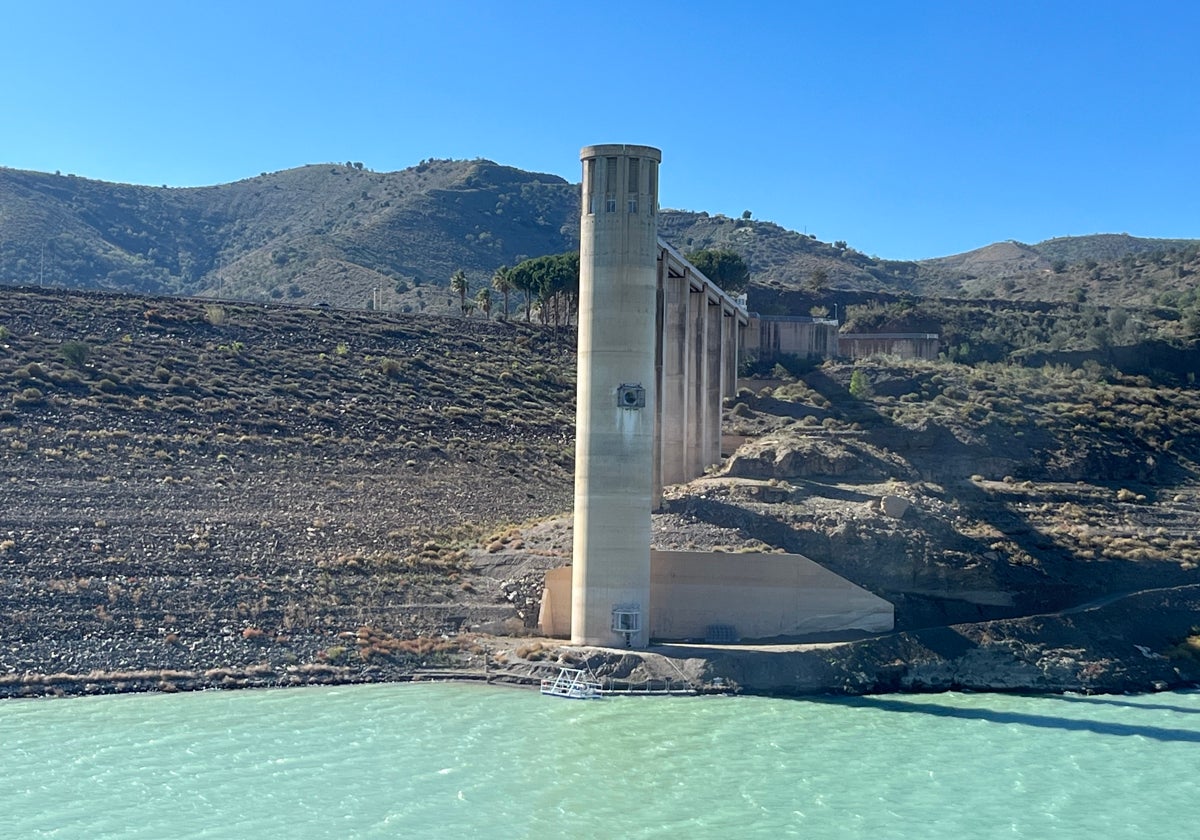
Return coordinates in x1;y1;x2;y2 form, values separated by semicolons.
605;157;618;212
585;158;596;214
648;161;658;215
627;157;639;212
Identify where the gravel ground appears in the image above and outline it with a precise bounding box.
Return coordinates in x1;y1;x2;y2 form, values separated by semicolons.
0;288;575;697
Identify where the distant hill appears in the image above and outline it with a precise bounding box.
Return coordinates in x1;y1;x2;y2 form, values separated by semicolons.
0;160;580;310
2;161;1197;314
917;234;1200;307
1033;233;1199;265
656;211;941;296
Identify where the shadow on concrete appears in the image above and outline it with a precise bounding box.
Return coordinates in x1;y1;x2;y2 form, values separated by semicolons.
661;491;1043;629
801;694;1200;744
662;494;818;555
651;625;885;651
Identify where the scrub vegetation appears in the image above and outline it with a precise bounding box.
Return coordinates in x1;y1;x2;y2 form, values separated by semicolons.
0;286;575;693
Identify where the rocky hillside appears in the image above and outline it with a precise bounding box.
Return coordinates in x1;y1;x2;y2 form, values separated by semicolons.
0;160;580;308
5;285;1200;696
0;287;577;692
656;211;933;295
919;234;1200;307
663;359;1200;634
4;162;1196;318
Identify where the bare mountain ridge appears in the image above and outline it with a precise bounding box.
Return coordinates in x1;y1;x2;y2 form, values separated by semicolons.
918;234;1200;307
919;240;1048;275
1034;233;1200;264
656;211;931;295
0;160;580;309
2;161;1196;311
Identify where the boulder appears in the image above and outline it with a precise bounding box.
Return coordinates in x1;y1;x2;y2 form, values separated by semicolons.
880;495;910;519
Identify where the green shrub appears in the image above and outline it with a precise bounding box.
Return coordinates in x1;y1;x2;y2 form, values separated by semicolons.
849;369;871;398
59;340;90;367
15;387;44;406
1167;633;1200;662
15;363;46;381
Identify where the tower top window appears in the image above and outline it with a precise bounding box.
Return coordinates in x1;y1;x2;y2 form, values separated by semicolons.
584;158;596;215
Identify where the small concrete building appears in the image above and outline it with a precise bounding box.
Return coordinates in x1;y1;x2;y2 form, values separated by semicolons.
744;318;940;363
839;332;941;360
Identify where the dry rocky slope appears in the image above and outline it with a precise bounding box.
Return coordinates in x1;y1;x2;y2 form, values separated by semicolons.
3;287;1200;697
0;287;577;696
5;161;1199;315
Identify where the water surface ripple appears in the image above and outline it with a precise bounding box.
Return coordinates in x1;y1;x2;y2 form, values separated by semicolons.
2;685;1198;838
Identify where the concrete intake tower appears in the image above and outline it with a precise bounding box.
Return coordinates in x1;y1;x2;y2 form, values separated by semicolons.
542;144;892;646
571;144;661;648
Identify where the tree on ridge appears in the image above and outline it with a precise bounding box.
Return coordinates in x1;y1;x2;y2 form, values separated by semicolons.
507;252;579;327
685;248;750;295
491;266;513;320
475;287;493;320
450;269;469;316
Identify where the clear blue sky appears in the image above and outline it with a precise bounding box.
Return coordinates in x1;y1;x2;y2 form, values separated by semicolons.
3;0;1198;260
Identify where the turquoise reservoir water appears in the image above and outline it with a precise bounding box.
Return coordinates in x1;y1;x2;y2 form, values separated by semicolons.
2;684;1198;839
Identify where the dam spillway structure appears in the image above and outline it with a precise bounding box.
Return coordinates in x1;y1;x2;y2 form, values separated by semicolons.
571;144;661;648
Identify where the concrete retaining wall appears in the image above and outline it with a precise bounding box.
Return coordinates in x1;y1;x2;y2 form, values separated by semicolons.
539;550;893;641
839;334;940;360
744;317;839;361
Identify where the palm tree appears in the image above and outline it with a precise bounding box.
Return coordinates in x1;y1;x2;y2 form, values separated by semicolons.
449;269;468;316
474;287;493;320
491;266;513;320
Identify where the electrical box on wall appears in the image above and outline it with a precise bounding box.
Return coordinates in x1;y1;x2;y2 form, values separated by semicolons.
617;383;645;409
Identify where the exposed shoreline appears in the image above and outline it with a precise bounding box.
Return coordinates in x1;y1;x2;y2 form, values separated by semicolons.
5;288;1200;703
7;583;1200;700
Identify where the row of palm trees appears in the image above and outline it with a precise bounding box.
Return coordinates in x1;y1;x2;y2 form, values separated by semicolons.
449;267;506;319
